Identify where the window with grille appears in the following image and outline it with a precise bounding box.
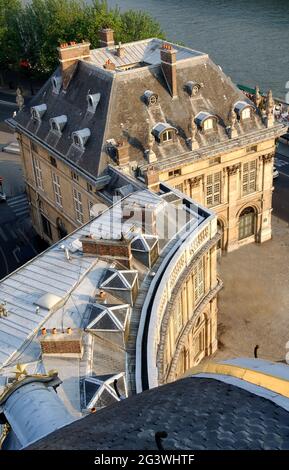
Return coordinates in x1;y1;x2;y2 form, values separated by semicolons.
41;215;52;239
88;200;94;219
242;160;257;195
50;156;57;168
73;188;84;223
71;171;79;181
168;168;181;178
203;118;213;130
206;172;221;207
174;183;184;193
52;173;62;207
162;130;173;142
34;158;43;190
31;142;38;153
242;108;251;119
238;207;255;240
193;258;205;305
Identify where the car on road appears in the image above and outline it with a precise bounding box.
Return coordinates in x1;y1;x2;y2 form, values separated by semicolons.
0;190;6;202
273;166;279;179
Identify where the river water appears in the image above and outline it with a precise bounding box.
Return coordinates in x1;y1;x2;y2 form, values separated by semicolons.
105;0;289;100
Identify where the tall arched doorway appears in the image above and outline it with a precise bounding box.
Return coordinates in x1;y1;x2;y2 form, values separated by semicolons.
217;219;224;253
238;207;256;240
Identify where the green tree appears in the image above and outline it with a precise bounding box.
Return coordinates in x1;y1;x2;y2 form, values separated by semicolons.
118;10;164;44
0;0;21;69
0;0;165;78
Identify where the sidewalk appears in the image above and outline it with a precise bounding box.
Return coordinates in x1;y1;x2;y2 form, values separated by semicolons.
215;215;289;364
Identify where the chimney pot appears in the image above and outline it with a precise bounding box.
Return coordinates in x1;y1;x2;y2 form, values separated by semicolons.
41;327;47;336
66;327;72;335
52;328;57;335
99;290;106;300
104;59;116;71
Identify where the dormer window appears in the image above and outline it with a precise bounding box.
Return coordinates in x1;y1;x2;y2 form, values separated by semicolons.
185;81;203;97
143;90;158;106
195;112;217;132
234;101;253;121
152;122;177;144
31;104;47;121
72;128;91;149
51;75;62;94
87;93;101;113
49;115;67;134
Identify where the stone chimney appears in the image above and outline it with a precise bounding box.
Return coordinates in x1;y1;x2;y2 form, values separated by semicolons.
57;41;90;90
115;140;130;166
80;236;133;268
160;43;178;98
116;42;125;58
99;28;115;48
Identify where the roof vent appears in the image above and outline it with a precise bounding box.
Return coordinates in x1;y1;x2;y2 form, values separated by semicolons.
131;234;159;268
84;373;126;411
143;90;158;106
86;303;130;332
185;81;203;97
72;128;91;149
51;75;62;94
31;104;47;121
34;293;62;312
100;269;139;305
49;115;67;133
87;93;101;113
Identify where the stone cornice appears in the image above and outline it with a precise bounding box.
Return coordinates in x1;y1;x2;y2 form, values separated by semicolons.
140;122;287;173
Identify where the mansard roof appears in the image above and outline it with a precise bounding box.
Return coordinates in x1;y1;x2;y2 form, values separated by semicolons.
11;37;284;180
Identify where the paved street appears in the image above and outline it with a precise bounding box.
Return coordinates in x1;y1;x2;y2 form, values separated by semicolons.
0;91;17;131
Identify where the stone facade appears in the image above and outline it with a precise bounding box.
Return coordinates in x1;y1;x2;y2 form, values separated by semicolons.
11;36;285;251
17;133;106;244
136;212;221;391
151;142;276;252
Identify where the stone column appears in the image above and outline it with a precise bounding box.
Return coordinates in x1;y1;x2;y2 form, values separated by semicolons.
259;152;274;243
225;164;241;251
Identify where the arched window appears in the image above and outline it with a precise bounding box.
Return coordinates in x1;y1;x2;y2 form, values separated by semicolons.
238;207;255;240
217;219;224;250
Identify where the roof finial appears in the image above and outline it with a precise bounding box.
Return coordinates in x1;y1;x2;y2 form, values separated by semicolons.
227;105;238;139
265;89;275;128
255;85;262;108
16;87;24;112
187;115;199;150
145;119;157;163
229;105;237;129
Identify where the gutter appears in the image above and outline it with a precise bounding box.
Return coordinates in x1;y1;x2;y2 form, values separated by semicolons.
6;118;111;188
